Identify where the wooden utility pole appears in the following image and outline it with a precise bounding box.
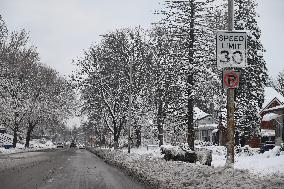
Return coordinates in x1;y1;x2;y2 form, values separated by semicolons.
226;0;235;167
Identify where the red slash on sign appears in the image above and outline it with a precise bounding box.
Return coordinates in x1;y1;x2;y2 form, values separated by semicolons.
223;70;240;88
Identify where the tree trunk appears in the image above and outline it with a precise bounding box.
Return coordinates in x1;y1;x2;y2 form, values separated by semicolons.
113;135;119;149
157;95;164;146
99;132;102;148
12;127;18;148
25;128;32;148
135;125;141;147
25;121;37;148
187;94;194;150
112;116;126;149
187;0;195;150
113;120;119;149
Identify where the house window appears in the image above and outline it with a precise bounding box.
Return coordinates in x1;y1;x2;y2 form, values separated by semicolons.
261;136;275;144
195;131;199;140
202;130;209;142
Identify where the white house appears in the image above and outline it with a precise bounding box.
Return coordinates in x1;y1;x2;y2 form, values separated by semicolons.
193;107;218;143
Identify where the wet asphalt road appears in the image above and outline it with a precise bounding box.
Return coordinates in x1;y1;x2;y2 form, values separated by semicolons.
0;148;146;189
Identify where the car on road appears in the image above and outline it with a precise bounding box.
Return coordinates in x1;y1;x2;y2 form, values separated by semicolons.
78;144;85;149
70;141;77;148
260;141;275;153
56;142;64;148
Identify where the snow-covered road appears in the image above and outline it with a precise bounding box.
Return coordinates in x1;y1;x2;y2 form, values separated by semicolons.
0;148;146;189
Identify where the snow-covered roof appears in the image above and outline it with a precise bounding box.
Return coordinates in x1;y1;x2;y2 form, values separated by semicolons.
260;129;275;137
262;113;279;121
262;87;284;110
193;107;209;121
262;105;284;113
212;129;219;133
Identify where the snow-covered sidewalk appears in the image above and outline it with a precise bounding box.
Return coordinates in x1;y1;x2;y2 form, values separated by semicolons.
88;146;284;189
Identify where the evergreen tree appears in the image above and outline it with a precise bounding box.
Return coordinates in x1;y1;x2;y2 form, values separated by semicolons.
157;0;218;149
275;70;284;96
266;76;276;88
234;0;268;144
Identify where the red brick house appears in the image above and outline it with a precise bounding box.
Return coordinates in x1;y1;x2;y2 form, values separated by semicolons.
258;87;284;147
216;87;284;148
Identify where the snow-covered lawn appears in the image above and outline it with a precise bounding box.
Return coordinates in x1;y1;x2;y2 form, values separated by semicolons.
206;145;284;175
88;145;284;189
235;153;284;176
0;139;56;155
120;145;284;176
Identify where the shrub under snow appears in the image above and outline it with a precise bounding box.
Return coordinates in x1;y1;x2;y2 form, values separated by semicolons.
160;145;197;163
160;144;212;166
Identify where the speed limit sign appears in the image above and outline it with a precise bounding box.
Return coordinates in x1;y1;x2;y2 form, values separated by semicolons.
216;31;247;68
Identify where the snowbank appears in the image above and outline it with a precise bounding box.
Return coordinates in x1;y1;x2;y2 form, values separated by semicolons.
0;139;56;155
205;145;284;176
88;147;284;189
235;147;283;176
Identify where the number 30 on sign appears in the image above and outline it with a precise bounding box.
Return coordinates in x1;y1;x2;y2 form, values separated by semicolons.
216;31;247;68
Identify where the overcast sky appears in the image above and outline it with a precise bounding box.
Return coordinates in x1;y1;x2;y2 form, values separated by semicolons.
0;0;162;78
0;0;283;79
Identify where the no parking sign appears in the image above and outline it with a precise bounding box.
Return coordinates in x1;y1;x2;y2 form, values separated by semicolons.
223;70;240;88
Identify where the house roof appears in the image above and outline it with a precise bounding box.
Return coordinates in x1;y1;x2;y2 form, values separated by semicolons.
262;87;284;110
262;105;284;113
193;107;209;121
